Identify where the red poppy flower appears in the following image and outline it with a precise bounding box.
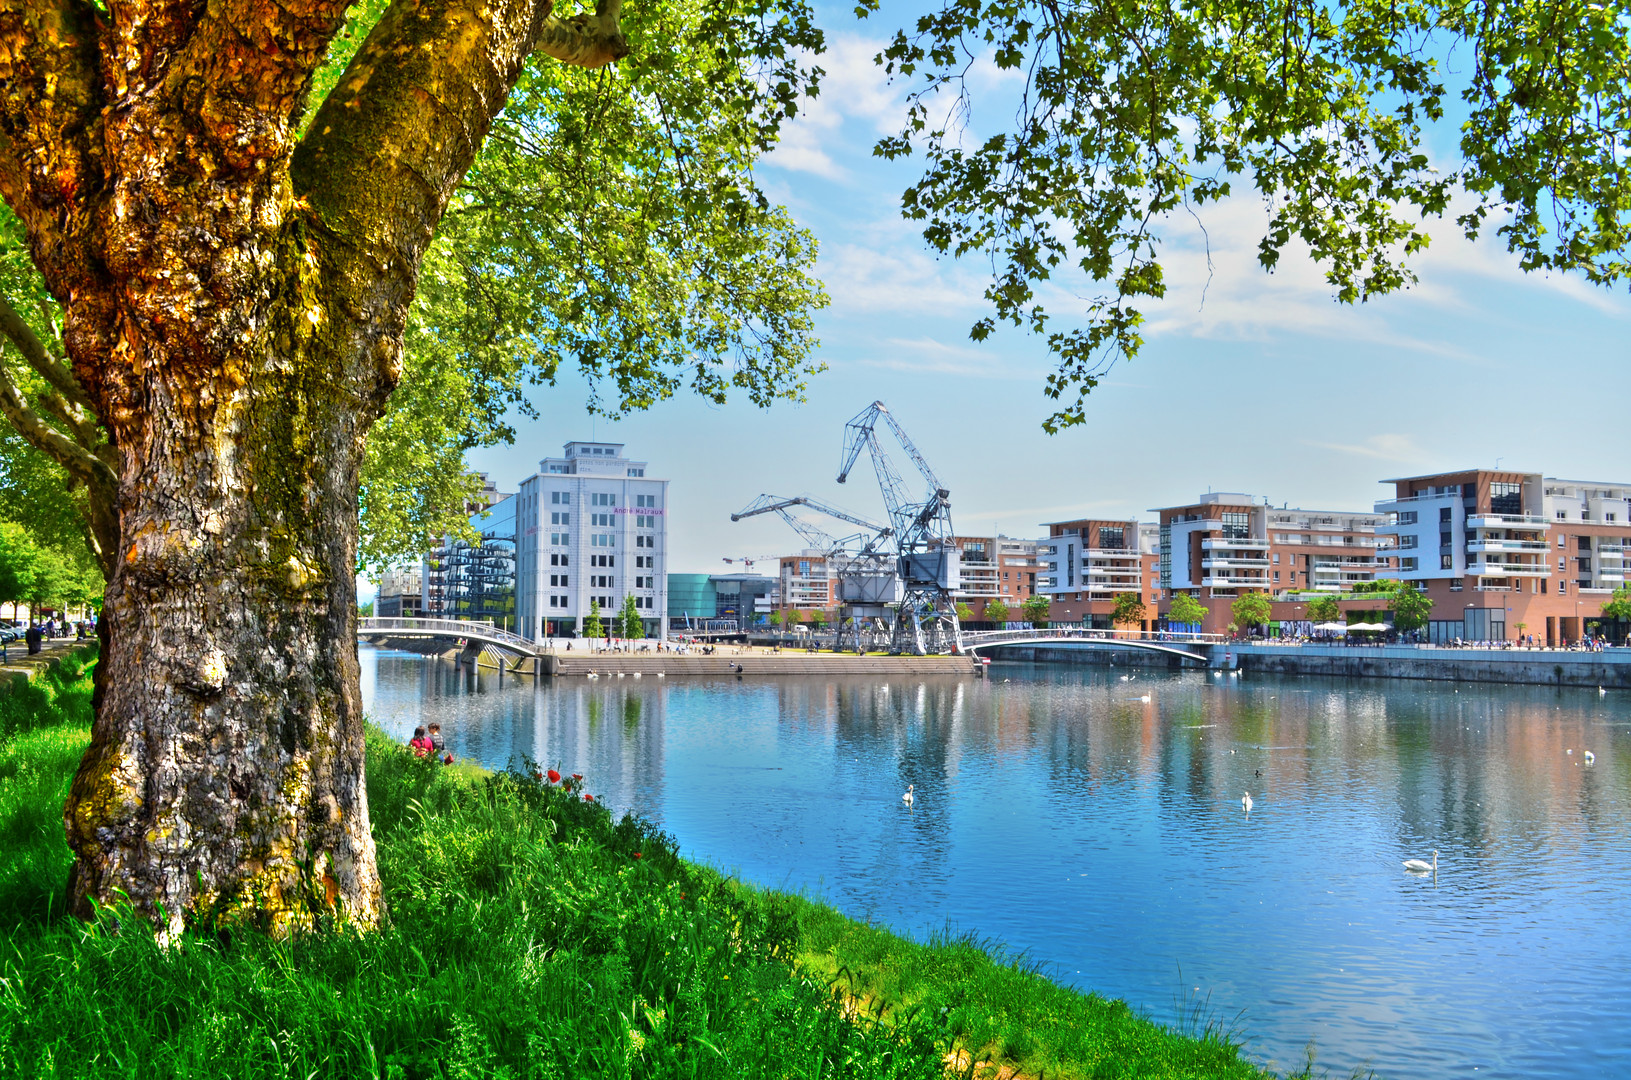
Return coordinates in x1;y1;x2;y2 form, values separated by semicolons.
633;852;642;859
583;793;594;802
547;769;561;784
571;773;583;781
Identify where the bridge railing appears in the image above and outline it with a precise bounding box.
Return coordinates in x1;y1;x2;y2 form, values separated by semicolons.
359;617;536;652
959;627;1224;650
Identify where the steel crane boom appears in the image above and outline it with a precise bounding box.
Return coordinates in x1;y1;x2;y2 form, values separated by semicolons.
834;401;960;655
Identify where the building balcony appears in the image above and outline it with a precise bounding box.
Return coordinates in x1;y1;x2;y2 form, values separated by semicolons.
1467;513;1550;528
1200;537;1270;551
1467;562;1550;577
1202;575;1271;588
1466;539;1551;553
1202;557;1271;570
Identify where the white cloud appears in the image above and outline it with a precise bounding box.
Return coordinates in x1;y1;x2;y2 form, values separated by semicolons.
764;36;907;181
1303;433;1426;463
846;336;1046;380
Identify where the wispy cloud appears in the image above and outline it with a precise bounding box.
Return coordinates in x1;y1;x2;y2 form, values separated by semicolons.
845;336;1046;380
1303;433;1426;463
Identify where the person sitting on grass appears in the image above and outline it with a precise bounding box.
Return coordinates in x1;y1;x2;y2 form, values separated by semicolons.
408;726;434;757
428;722;453;764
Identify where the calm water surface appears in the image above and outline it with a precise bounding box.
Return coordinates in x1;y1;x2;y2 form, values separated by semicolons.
361;645;1631;1079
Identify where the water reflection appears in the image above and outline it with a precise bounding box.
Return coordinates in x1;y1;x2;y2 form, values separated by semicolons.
361;646;1631;1080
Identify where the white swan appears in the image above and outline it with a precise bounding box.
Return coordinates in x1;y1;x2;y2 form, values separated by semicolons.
1403;850;1438;873
1241;791;1253;813
902;784;914;807
1139;694;1151;703
1599;686;1607;695
1584;750;1596;765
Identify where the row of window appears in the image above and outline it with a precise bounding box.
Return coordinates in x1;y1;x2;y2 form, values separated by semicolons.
545;594;658;609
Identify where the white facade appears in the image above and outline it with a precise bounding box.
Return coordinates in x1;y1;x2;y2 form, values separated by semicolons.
514;442;669;640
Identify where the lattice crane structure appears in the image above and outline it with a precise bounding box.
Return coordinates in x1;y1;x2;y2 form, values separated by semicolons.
730;494;899;651
836;401;961;654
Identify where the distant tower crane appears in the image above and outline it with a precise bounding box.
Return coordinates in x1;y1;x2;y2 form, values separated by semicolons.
731;494;898;652
837;401;961;654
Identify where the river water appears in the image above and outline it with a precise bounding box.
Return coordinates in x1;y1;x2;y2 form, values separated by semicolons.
360;645;1631;1080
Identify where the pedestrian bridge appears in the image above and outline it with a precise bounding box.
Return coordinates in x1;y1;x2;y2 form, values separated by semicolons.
958;627;1222;663
358;617;541;656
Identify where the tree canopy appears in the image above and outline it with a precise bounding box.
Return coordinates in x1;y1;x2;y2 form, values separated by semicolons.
1111;592;1145;626
1168;593;1208;628
859;0;1631;428
1388;581;1435;634
1231;592;1272;631
1307;595;1342;624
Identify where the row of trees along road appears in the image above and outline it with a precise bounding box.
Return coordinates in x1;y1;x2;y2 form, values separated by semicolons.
1;0;1627;935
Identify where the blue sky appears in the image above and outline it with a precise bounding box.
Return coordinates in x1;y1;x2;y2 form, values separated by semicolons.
457;14;1631;578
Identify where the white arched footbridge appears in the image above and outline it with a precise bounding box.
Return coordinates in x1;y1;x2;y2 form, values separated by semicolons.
359;617;541;657
959;627;1221;663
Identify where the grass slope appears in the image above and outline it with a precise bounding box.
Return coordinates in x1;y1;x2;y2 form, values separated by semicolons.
0;658;1292;1079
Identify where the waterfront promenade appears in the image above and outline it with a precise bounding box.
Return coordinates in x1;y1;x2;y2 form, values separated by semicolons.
988;637;1631;688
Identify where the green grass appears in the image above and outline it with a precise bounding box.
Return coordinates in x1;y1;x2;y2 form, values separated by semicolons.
0;656;1300;1079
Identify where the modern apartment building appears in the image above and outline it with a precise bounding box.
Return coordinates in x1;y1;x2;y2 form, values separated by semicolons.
945;535;1043;618
375;566;422;617
513;442;669;640
1376;470;1631;643
777;552;840;611
1151;493;1392;634
1036;519;1161;628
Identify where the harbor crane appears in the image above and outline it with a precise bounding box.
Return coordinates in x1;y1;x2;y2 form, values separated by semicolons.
731;494;899;652
837;401;960;654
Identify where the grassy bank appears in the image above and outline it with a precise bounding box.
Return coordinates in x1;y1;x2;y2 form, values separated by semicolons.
0;658;1291;1079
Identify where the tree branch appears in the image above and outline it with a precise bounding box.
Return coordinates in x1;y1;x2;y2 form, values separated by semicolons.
291;0;627;394
0;348;118;572
0;354;113;491
0;294;90;411
535;0;628;69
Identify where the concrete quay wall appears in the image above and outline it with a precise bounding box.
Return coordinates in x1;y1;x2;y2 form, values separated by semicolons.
981;644;1202;670
1216;643;1631;688
365;637;977;678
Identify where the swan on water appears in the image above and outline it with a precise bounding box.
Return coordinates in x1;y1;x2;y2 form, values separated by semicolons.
1584;750;1596;765
1139;694;1151;703
1402;850;1438;873
1241;792;1253;813
1600;686;1607;695
902;784;914;807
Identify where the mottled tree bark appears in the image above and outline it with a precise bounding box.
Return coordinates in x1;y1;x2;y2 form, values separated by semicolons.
0;0;625;938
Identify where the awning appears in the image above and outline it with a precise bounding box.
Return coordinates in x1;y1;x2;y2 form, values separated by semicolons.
1348;622;1393;632
1313;622;1350;632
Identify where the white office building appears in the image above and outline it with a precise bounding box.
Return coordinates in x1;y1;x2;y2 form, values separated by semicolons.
514;442;669;640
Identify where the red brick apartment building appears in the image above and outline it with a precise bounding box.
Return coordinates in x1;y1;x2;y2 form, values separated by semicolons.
1376;470;1631;644
1037;519;1162;628
1152;494;1394;635
945;535;1043;618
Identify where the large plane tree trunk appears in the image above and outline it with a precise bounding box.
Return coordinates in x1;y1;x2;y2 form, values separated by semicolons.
0;0;626;937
